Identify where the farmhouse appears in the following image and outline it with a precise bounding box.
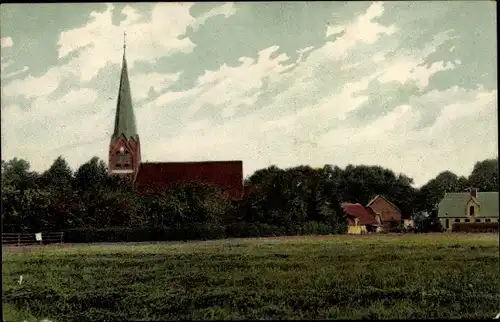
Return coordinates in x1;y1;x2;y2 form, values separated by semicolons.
366;195;409;229
342;203;383;234
438;188;499;232
107;37;245;199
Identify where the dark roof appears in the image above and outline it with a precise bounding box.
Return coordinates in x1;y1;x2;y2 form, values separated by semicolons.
438;191;499;218
135;161;244;199
342;203;377;226
112;49;138;141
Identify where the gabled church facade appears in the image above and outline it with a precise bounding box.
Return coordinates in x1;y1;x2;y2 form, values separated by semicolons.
108;40;245;199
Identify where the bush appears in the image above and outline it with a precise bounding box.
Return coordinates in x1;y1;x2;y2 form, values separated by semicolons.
299;221;333;235
64;220;344;244
225;221;335;238
64;225;227;243
452;222;499;233
66;220;344;243
389;223;412;233
225;222;284;238
182;223;227;240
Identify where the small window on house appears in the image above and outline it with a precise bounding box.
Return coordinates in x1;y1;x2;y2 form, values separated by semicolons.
469;206;475;217
465;219;470;223
475;219;481;223
485;219;491;223
454;219;460;223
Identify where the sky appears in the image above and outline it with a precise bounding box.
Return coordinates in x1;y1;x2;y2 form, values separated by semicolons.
0;2;497;187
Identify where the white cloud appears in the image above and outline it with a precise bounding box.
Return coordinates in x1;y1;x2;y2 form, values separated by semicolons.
1;59;14;72
132;72;181;100
1;88;104;171
3;3;238;101
190;2;237;31
257;1;399;117
376;30;457;88
3;66;62;99
317;87;497;186
188;46;294;116
57;3;196;82
325;2;397;59
56;3;238;83
1;36;13;48
259;73;375;141
1;66;29;79
139;43;310;122
378;58;454;89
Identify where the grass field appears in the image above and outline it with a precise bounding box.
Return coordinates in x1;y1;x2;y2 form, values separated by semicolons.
3;233;500;321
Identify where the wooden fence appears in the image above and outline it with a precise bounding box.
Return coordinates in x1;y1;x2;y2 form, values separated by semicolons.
2;232;64;246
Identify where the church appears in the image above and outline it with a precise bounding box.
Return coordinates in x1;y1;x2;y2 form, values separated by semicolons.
107;40;246;200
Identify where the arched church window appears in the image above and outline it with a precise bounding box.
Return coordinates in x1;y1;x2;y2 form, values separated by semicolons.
115;150;124;168
115;148;132;169
123;151;131;167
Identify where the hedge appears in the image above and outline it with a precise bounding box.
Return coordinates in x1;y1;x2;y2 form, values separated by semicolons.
225;221;336;238
64;224;226;243
64;221;339;243
452;222;499;233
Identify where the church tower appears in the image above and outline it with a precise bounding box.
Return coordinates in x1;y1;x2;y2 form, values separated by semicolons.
108;33;141;179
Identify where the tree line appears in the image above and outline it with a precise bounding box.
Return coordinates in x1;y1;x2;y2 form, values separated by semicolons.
1;156;498;242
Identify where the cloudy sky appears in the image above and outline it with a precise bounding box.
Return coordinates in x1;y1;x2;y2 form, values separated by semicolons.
1;2;497;187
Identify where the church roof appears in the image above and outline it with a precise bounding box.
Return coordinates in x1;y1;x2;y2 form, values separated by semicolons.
112;42;138;142
135;161;244;199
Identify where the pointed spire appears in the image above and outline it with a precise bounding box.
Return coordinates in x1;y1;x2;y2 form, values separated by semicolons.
112;32;138;141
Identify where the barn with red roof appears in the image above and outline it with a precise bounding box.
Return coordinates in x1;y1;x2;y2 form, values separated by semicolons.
342;203;382;234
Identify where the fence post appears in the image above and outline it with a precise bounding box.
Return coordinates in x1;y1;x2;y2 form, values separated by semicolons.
17;234;20;246
60;232;64;244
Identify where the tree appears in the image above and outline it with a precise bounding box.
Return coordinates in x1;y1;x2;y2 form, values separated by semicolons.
20;188;53;232
468;158;498;191
416;171;469;213
1;158;41;232
2;183;23;232
144;182;231;235
241;165;346;233
413;210;444;233
73;157;108;190
337;164;417;217
39;156;73;189
244;165;282;185
1;158;38;190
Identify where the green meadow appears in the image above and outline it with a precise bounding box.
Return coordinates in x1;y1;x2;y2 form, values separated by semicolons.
3;234;499;321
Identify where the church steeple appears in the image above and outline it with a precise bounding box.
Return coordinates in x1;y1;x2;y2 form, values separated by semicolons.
108;32;141;178
112;32;138;141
